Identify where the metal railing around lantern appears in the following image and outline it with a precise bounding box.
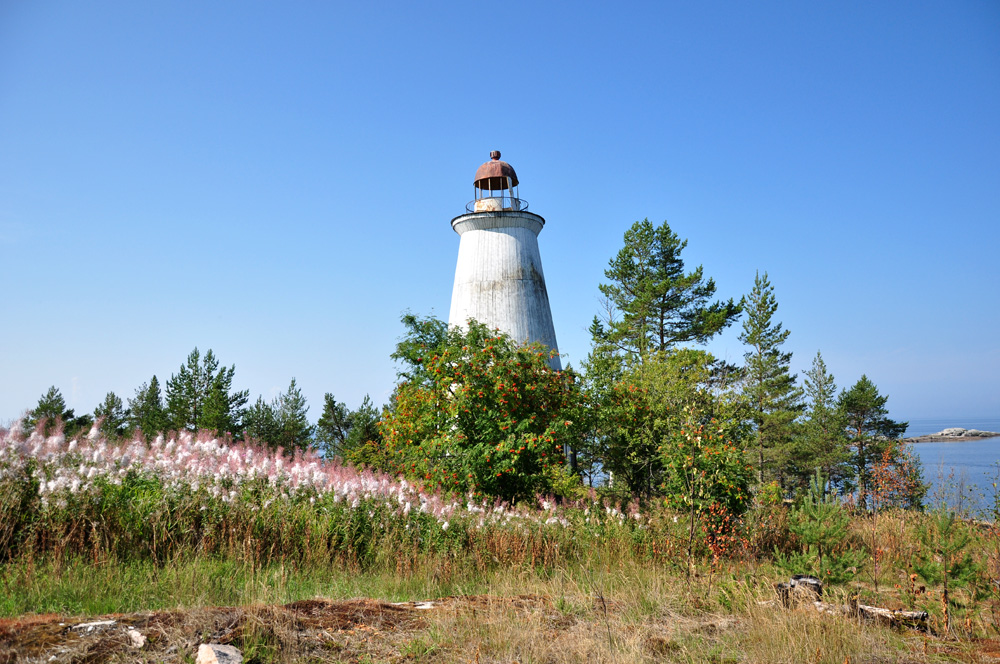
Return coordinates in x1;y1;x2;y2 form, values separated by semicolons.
466;196;529;213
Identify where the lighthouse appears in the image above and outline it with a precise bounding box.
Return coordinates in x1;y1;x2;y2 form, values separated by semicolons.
448;151;561;369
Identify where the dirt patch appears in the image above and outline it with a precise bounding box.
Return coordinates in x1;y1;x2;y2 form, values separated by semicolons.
0;598;426;663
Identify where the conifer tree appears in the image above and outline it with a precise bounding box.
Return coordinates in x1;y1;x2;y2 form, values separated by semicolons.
596;219;741;361
788;352;851;491
837;375;907;509
777;471;865;583
739;272;803;485
127;376;168;437
25;386;92;437
316;393;352;459
275;378;314;451
165;348;248;433
94;391;128;438
913;510;980;635
243;396;280;446
25;386;70;434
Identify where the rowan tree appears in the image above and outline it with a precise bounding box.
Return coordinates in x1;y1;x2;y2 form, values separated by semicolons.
379;315;583;503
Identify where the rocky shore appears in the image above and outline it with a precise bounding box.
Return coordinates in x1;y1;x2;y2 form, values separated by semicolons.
903;427;1000;443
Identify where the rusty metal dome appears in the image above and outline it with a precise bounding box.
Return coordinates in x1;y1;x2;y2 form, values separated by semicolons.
474;150;518;190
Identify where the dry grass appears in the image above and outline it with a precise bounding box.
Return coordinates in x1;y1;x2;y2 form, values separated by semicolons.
4;562;1000;664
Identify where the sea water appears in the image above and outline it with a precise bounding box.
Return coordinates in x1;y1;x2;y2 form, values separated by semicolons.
903;417;1000;517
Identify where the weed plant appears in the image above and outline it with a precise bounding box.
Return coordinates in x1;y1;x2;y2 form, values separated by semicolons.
3;422;1000;660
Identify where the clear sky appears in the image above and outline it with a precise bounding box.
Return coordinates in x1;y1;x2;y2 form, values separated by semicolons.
2;1;998;426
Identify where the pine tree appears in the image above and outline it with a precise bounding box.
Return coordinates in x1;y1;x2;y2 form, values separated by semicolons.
344;394;382;459
596;219;741;361
165;348;248;433
913;510;980;635
275;378;314;451
25;386;92;437
837;375;907;509
788;352;851;491
739;272;803;485
25;386;70;434
777;471;865;584
315;394;383;463
242;396;280;446
316;393;352;459
94;391;128;438
127;376;168;437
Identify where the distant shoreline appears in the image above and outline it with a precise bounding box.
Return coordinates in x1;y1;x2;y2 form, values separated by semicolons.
903;428;1000;444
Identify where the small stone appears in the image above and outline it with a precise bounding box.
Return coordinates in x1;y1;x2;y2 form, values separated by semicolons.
197;643;243;664
71;620;117;633
127;628;146;648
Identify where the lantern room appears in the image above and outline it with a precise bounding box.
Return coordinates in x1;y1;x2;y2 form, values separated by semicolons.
469;151;526;212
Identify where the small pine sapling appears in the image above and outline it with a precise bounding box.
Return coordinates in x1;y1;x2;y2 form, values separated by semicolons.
913;509;980;636
776;471;864;584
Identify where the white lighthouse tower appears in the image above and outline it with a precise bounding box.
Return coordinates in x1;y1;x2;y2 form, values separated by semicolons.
448;151;560;369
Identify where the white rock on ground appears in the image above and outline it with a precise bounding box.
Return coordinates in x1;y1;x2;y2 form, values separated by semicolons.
127;628;146;648
196;643;243;664
70;620;117;634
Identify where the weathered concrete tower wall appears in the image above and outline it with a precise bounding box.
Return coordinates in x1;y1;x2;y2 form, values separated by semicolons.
448;152;560;369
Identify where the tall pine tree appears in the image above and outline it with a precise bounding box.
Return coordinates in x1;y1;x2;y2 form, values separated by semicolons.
127;376;168;437
25;386;92;437
837;375;907;509
274;378;314;451
739;271;803;486
595;219;741;362
790;352;851;491
165;348;248;434
94;391;128;438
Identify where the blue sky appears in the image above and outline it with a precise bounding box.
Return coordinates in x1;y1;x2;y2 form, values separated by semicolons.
2;1;998;426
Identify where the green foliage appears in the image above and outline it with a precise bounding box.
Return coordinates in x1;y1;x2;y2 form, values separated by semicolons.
594;218;741;361
739;271;803;487
659;406;753;518
94;391;128;439
25;386;92;438
788;352;851;493
913;509;981;633
379;315;583;503
242;379;317;451
316;394;383;463
243;396;281;445
776;471;864;584
340;395;383;467
316;393;351;459
127;376;168;438
274;378;314;451
591;349;746;501
837;375;908;509
25;386;69;435
165;348;249;435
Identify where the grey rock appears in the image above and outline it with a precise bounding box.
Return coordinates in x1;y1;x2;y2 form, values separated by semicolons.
197;643;243;664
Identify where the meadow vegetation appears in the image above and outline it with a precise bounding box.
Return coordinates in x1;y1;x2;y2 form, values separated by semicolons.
6;218;998;661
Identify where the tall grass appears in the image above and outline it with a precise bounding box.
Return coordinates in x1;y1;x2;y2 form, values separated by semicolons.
2;420;1000;650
